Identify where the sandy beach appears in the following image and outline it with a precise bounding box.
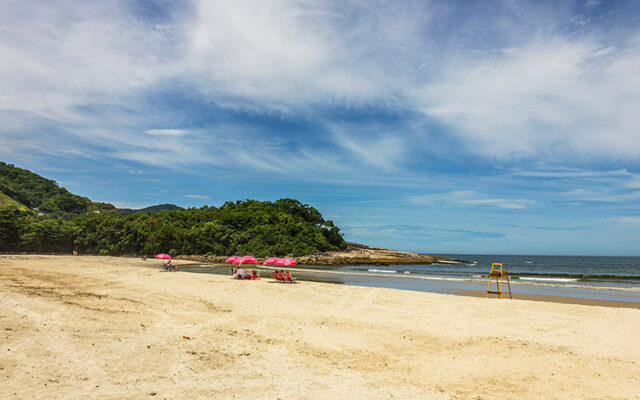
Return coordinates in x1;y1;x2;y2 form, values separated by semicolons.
1;256;639;399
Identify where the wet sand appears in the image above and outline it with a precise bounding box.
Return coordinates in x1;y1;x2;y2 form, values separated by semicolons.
1;255;639;399
454;289;640;309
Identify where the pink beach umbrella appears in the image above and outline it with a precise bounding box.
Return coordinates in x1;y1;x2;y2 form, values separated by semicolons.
155;253;171;260
263;257;280;265
240;255;259;265
276;258;297;266
226;256;242;264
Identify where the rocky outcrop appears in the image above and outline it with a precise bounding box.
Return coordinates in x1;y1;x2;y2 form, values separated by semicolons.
297;242;464;265
174;255;229;264
175;242;465;265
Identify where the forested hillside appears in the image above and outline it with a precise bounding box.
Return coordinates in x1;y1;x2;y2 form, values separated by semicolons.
0;162;114;216
0;163;346;256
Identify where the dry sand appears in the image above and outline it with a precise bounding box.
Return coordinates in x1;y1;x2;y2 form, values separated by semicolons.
1;255;639;400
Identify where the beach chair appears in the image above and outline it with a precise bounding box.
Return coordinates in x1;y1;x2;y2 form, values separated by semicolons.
284;270;296;283
277;270;288;282
250;270;259;280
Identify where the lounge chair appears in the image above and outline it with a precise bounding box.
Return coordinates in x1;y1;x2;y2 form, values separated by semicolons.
250;270;259;279
284;270;296;283
273;271;287;282
277;270;288;282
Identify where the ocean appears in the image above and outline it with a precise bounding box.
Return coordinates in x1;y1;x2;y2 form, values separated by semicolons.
345;254;640;290
180;254;640;304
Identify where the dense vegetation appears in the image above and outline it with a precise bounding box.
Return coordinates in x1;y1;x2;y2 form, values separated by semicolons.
0;162;346;256
0;199;345;256
0;162;114;217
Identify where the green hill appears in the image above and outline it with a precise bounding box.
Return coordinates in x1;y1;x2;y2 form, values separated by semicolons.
0;162;114;216
0;163;347;256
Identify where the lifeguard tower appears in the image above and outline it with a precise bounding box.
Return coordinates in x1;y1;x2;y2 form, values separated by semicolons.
486;263;512;299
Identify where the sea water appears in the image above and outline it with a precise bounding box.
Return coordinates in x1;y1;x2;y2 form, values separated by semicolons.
335;254;640;302
344;254;640;290
180;254;640;303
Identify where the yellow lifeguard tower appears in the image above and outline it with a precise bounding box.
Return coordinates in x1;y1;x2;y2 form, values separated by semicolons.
486;263;512;299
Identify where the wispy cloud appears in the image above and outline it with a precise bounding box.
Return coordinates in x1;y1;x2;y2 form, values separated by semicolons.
410;191;534;210
333;131;406;171
512;169;634;179
144;129;190;136
418;38;640;159
183;194;210;200
559;188;640;204
343;224;505;242
532;225;591;231
615;216;640;225
3;0;640;174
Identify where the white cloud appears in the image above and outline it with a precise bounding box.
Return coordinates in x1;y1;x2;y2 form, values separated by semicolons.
144;129;190;136
183;194;210;200
615;216;640;225
460;198;531;210
512;169;634;179
185;0;432;108
418;37;640;160
333;131;406;171
410;190;534;210
560;188;640;203
0;0;176;120
2;0;640;176
184;1;640;162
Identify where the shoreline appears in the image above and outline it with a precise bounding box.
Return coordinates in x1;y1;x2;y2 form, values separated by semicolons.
452;289;640;309
178;263;640;308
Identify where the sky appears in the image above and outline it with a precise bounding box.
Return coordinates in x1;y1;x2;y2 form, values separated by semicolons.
1;0;639;256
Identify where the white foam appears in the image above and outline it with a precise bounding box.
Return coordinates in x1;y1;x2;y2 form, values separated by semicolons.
209;264;640;293
368;269;397;273
519;277;579;283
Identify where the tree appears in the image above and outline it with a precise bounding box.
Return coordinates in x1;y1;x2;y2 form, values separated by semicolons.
0;209;21;251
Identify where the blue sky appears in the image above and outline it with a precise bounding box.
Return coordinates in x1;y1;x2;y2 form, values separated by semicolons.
1;0;639;255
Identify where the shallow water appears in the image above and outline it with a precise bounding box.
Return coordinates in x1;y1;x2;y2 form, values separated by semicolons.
180;254;640;303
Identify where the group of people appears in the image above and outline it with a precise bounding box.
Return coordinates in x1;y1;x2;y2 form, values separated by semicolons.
163;260;178;272
230;267;258;279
